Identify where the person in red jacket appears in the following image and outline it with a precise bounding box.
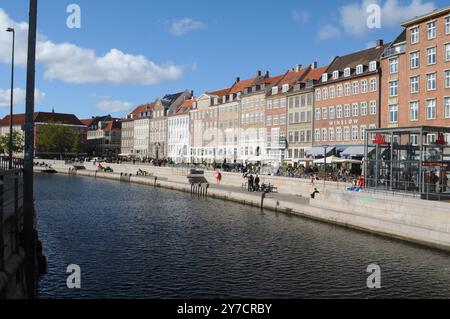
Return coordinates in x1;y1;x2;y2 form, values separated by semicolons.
215;170;222;185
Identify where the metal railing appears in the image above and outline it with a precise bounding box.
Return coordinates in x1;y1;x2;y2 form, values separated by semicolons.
0;156;24;171
365;177;450;200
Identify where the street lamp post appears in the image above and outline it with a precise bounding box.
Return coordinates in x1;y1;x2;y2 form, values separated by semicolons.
6;27;15;169
323;145;329;182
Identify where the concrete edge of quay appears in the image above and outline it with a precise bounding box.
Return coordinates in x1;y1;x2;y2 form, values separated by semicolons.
34;166;450;253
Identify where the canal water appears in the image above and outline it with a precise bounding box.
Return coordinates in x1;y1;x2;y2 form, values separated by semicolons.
35;174;450;299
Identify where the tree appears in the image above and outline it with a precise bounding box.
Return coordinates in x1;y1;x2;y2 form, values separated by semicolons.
0;131;25;156
37;121;84;158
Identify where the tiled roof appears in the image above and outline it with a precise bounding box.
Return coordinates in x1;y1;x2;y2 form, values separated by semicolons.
401;5;450;26
325;43;390;75
206;88;230;97
0;112;84;127
80;119;94;126
129;102;156;118
229;78;255;94
304;66;328;81
174;98;196;116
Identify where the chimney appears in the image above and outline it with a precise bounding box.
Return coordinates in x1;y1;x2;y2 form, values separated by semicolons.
310;61;317;69
257;70;262;77
236;77;240;83
295;64;302;72
375;39;384;48
190;90;194;98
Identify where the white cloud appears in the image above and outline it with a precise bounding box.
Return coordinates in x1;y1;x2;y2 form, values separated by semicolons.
292;10;311;24
0;8;184;85
318;0;436;39
0;88;46;108
169;18;206;36
318;24;342;40
96;100;132;113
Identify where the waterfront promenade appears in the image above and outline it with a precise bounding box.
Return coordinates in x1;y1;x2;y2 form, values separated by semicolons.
34;160;450;253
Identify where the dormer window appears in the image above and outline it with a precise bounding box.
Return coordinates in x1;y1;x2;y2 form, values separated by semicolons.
272;86;279;95
229;94;234;102
344;68;351;77
214;97;218;105
237;92;241;100
322;73;328;82
369;61;377;71
356;64;363;75
332;71;339;80
222;96;226;103
282;84;289;93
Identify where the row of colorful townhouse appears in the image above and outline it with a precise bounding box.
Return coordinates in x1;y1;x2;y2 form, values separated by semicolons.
120;6;450;165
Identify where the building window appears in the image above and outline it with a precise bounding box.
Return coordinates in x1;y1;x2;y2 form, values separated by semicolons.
345;83;351;96
322;107;327;120
329;86;335;99
315;89;321;101
322;88;328;100
352;126;358;141
280;114;286;125
329;106;335;119
344;68;351;77
410;51;420;69
445;97;450;119
352;81;359;95
427;47;436;65
336;127;342;141
352;103;359;117
329;128;335;142
344;104;350;117
356;64;363;74
281;99;286;108
273;115;279;126
370;78;377;92
446;44;450;61
336;105;342;118
426;99;436;120
369;61;377;71
344;127;350;141
267;116;272;126
370;101;377;115
445;70;450;88
389;58;398;74
361;80;368;93
410;76;419;93
315;129;320;142
272;86;278;95
427;73;436;91
360;126;366;141
322;73;328;82
315;109;321;121
337;85;343;97
322;129;327;142
410;27;419;44
267;100;272;109
446;16;450;34
333;70;339;80
389;80;398;97
389;104;398;123
274;100;279;108
282;84;289;93
427;21;436;39
410;101;419;121
361;102;368;116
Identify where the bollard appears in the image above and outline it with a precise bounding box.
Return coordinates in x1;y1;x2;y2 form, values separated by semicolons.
260;192;266;211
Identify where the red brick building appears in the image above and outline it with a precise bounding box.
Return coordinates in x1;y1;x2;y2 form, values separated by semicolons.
312;41;389;158
381;6;450;143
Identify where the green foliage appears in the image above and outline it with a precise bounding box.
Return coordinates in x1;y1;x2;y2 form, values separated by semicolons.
0;131;24;155
38;121;84;156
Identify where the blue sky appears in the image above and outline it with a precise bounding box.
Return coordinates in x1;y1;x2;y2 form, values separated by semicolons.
0;0;448;119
